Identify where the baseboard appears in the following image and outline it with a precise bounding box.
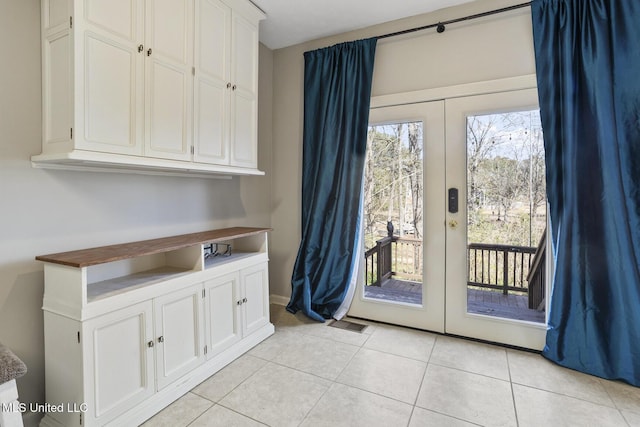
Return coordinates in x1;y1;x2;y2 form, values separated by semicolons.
269;294;289;306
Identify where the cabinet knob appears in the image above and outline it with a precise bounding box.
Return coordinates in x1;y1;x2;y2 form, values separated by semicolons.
158;336;164;343
226;82;232;89
242;297;247;303
147;340;154;348
138;44;144;53
147;48;152;56
232;84;237;91
237;300;242;306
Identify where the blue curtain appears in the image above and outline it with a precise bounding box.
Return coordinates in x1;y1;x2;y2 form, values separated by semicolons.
532;0;640;385
287;39;377;322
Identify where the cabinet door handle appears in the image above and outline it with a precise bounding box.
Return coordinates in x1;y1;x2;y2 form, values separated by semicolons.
147;340;154;348
158;336;164;343
147;48;152;56
138;44;144;53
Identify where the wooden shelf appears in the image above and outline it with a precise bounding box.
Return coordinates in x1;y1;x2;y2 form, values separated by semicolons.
36;227;271;268
204;252;259;269
87;266;193;302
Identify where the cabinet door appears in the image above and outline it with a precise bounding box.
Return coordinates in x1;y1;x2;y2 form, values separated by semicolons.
144;0;194;161
204;272;242;358
77;0;145;155
84;300;154;424
240;262;270;336
193;0;231;165
154;283;205;390
230;12;259;168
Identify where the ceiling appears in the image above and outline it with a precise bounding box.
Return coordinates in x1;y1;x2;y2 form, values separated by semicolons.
252;0;476;50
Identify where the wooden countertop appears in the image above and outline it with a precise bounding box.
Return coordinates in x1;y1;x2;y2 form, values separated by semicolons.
35;227;271;268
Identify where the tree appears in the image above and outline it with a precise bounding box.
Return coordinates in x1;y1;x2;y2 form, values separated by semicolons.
467;115;499;225
363;122;424;248
467;111;546;246
406;122;423;239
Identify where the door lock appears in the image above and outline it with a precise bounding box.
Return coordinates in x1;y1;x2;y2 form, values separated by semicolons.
448;188;459;213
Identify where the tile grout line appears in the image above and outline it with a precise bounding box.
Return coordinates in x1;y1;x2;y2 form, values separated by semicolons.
506;350;521;427
189;355;268;403
214;359;327;427
597;375;634;425
405;333;439;427
185;402;266;427
510;381;630;410
294;321;370;427
408;335;486;427
190;357;274;425
171;394;214;427
426;359;512;383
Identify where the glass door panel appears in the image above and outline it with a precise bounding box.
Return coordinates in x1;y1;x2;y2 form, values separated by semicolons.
466;110;546;323
363;121;424;305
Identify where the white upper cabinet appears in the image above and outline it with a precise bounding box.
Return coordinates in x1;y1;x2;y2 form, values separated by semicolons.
37;0;265;177
144;0;194;161
194;0;261;168
230;12;259;168
194;0;232;165
76;0;145;155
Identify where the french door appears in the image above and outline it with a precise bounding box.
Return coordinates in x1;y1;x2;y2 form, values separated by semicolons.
348;88;548;350
349;101;447;333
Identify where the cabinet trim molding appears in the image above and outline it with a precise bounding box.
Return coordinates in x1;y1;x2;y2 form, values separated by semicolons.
31;150;265;178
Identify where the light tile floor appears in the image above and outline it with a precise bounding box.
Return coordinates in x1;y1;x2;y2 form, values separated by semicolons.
142;304;640;427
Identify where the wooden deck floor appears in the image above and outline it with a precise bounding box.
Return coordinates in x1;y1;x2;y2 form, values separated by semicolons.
364;278;545;323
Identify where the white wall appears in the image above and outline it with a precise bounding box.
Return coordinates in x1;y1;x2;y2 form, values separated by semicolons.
268;0;537;299
0;1;273;424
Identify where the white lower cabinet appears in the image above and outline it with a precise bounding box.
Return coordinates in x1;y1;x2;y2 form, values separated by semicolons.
204;262;269;359
38;228;273;427
84;301;155;425
73;283;205;426
153;284;205;390
240;262;270;336
205;273;242;358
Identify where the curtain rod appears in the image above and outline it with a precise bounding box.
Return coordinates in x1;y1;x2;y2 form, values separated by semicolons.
377;2;532;40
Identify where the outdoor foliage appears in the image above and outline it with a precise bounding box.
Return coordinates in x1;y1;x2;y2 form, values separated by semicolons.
467;110;546;247
363;110;546;287
363;123;423;250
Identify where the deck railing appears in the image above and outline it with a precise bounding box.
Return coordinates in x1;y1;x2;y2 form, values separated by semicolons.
467;243;536;295
526;229;547;310
364;235;422;286
365;228;546;310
